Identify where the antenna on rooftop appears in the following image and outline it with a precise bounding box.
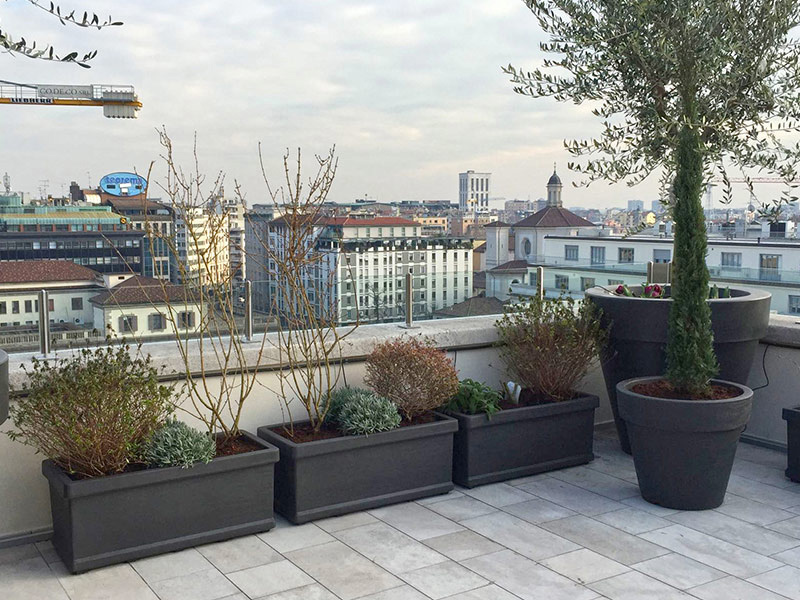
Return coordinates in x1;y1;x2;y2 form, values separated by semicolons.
2;172;10;194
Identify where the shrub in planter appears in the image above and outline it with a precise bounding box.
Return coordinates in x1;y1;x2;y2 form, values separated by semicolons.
442;297;603;488
143;420;216;469
259;337;459;523
443;379;501;419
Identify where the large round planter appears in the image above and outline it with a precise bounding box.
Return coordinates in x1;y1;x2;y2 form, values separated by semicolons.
586;286;770;453
617;377;753;510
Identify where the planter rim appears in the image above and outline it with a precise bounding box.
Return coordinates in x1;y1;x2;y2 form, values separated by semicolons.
617;376;752;405
586;284;771;303
258;414;458;458
43;430;279;499
783;406;800;422
440;392;599;424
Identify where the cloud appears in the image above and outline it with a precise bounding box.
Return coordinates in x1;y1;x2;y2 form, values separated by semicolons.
0;0;664;208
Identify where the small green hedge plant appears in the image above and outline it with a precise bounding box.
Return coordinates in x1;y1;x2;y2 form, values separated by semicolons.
337;390;402;436
143;420;216;468
444;379;502;417
323;386;368;424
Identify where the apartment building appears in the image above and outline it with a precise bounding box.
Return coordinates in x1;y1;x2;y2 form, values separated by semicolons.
172;205;230;286
459;171;491;213
102;197;173;280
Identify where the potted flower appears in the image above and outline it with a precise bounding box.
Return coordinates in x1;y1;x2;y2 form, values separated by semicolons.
258;337;459;524
442;297;604;488
8;344;278;573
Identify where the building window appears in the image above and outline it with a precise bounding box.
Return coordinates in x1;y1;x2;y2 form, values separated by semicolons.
12;301;19;314
608;279;624;286
653;249;671;263
618;248;634;263
581;277;596;291
555;274;569;291
71;297;83;311
790;296;800;314
118;315;138;333
523;239;532;256
24;300;32;313
760;254;782;281
721;252;742;268
0;302;5;315
148;313;166;331
565;245;579;261
49;299;54;312
179;311;196;328
590;246;605;265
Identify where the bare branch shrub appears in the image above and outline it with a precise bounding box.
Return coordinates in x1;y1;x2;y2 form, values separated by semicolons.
496;296;606;401
364;337;459;420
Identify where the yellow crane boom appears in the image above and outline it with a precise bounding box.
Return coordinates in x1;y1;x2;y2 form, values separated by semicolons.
0;80;141;118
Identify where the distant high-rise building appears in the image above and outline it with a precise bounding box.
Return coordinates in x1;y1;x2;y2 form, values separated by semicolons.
628;199;645;212
652;199;665;213
459;171;491;213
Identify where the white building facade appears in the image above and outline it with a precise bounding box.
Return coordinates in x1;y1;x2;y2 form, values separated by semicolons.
459;171;491;213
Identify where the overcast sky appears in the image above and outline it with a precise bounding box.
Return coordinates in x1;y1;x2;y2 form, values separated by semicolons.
0;1;758;208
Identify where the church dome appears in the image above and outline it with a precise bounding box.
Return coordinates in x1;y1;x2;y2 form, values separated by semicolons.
548;168;562;186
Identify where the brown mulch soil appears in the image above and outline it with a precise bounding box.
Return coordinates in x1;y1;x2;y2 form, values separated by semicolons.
271;412;440;444
215;435;265;457
498;388;576;410
631;379;742;400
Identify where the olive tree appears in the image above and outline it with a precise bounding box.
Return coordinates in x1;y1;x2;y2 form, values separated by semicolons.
506;0;800;395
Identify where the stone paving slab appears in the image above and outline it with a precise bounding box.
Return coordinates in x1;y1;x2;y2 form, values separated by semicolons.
3;434;800;600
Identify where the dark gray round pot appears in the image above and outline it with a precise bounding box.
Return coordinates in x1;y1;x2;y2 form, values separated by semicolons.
586;286;770;454
617;376;753;510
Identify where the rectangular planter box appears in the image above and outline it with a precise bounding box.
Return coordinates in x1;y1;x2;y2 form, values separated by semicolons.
257;416;458;524
439;393;599;488
783;406;800;482
43;431;279;574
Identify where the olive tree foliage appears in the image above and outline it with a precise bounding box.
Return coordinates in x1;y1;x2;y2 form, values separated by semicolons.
1;0;121;68
506;0;800;394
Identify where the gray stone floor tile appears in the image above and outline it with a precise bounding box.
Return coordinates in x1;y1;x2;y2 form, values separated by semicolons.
732;459;796;489
736;444;790;471
416;490;464;505
540;515;669;565
550;466;641;500
774;546;800;568
460;511;580;561
689;576;789;600
443;584;521;600
767;516;800;538
0;543;39;565
590;571;693;599
632;553;726;589
748;565;800;599
460;483;536;507
726;475;800;510
422;530;503;561
639;524;781;578
463;549;599;600
585;454;639;483
148;567;239;600
501;497;576;524
540;548;629;584
369;502;465;540
286;540;401;600
666;510;800;556
517;478;625;516
594;507;671;534
715;495;796;526
506;473;554;486
424;495;497;521
55;563;158;600
358;586;429;599
0;556;69;600
132;547;212;584
620;495;680;517
399;560;488;599
334;522;447;573
35;541;61;564
196;535;282;574
260;583;338;599
313;511;378;533
258;522;334;554
226;559;314;598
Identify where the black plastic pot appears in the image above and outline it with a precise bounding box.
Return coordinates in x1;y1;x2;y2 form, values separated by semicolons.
257;416;457;524
0;349;7;425
617;377;752;510
439;394;598;488
783;407;800;483
43;431;279;574
586;286;770;453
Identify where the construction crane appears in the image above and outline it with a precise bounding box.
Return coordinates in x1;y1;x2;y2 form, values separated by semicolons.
0;80;141;118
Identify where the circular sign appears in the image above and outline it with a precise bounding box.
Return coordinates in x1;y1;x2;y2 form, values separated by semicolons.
99;172;147;197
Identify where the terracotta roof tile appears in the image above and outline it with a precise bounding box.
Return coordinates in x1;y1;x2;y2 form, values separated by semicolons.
90;276;197;306
0;261;99;284
433;296;506;317
489;260;529;273
514;206;595;228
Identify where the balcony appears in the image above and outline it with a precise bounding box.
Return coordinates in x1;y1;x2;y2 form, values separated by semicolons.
0;315;799;598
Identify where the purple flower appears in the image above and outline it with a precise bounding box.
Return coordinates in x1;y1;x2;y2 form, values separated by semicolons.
615;285;625;295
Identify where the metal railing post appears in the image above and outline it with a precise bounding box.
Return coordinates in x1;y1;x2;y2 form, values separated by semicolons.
244;279;254;342
400;270;418;329
537;266;545;300
38;289;51;356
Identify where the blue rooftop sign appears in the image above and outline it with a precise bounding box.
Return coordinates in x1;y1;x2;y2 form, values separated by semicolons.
99;172;147;197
